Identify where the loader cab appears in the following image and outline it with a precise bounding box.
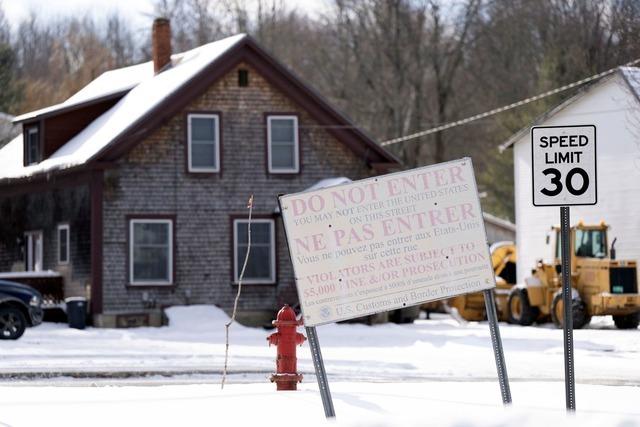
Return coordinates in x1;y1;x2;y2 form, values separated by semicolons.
552;224;608;261
550;224;609;289
552;223;612;293
574;227;607;258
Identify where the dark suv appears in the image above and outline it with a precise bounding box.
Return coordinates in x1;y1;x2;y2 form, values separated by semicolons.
0;279;43;339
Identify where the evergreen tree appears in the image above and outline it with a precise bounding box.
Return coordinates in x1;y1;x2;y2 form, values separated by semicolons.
0;43;22;113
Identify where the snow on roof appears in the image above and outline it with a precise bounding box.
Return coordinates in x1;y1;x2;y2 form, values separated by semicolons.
65;62;152;105
13;62;152;123
273;177;353;213
482;212;516;232
0;270;61;278
0;34;246;181
0;134;23;177
305;177;352;191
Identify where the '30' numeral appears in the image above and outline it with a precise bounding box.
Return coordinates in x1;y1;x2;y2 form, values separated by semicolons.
541;167;589;197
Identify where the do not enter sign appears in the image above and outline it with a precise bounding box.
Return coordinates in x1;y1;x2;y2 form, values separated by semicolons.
531;125;597;206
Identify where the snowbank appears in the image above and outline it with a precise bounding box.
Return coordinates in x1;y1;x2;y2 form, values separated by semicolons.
164;304;235;330
0;382;638;427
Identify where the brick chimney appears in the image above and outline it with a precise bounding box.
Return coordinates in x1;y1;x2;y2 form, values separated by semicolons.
152;18;172;73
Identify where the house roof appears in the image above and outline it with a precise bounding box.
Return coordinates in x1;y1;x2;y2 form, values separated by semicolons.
482;212;516;232
0;34;398;185
620;66;640;103
12;61;151;124
498;67;640;152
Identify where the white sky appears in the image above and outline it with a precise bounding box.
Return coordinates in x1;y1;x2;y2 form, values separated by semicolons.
2;0;331;32
3;0;155;31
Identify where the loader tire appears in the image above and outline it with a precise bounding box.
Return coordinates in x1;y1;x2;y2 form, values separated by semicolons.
613;313;640;329
507;289;538;326
551;292;590;329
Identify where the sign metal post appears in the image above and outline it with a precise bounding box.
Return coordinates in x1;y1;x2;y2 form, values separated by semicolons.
305;326;336;418
560;206;575;411
483;289;512;405
531;124;597;412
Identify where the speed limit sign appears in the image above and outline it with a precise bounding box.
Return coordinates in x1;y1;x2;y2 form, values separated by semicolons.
531;124;597;411
531;125;597;206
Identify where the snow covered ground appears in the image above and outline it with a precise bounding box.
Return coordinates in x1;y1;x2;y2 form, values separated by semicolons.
1;381;639;427
1;305;638;384
1;305;639;426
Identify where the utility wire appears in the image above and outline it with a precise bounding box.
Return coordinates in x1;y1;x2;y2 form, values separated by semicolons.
380;58;640;147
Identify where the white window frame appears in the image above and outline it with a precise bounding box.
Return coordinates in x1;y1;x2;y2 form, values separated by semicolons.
26;126;39;165
233;218;276;284
129;219;174;286
267;115;299;174
57;223;70;265
187;113;220;173
24;230;43;272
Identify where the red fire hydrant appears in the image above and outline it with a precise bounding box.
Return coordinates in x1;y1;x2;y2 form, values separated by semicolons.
267;304;306;390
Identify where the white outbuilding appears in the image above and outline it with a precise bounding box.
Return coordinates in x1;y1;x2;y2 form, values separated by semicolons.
500;67;640;284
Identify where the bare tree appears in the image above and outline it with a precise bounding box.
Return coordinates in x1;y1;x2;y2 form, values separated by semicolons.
311;1;480;166
105;13;137;68
4;0;640;218
152;0;238;51
12;14;127;111
424;0;479;164
0;1;10;45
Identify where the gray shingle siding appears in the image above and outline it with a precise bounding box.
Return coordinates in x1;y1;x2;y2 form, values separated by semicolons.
101;62;374;318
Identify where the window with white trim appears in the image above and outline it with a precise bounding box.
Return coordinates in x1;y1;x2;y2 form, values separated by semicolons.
233;218;275;284
267;115;299;173
57;224;70;264
26;126;40;165
188;113;220;172
129;219;173;285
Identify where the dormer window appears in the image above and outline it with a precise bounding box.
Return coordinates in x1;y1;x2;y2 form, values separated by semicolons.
25;126;40;165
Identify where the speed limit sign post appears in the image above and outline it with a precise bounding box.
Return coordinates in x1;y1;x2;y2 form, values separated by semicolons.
531;124;597;412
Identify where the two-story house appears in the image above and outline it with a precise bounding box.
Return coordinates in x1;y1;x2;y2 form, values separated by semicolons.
0;19;399;327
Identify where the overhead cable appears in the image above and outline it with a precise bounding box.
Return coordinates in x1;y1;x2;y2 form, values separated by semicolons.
380;58;640;147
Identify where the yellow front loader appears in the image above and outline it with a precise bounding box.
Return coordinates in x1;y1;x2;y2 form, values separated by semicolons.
447;241;517;321
507;222;640;329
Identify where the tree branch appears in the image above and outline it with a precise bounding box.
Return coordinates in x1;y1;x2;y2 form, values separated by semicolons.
221;194;254;390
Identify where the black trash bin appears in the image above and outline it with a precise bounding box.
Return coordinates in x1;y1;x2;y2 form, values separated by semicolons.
65;297;87;329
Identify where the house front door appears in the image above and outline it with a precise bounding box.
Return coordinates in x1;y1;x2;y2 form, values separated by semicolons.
25;231;43;272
